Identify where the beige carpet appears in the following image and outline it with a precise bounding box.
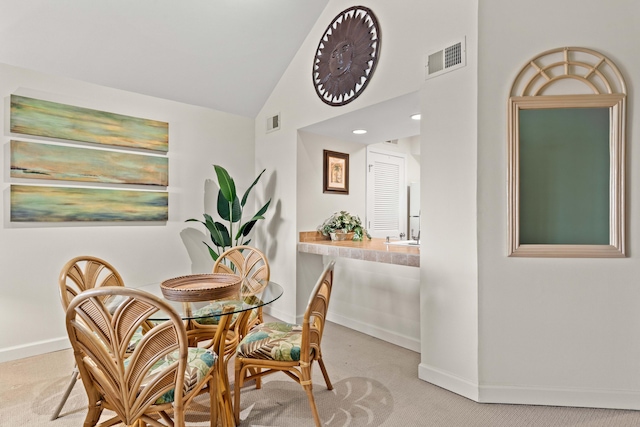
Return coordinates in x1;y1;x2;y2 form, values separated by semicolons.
2;320;640;426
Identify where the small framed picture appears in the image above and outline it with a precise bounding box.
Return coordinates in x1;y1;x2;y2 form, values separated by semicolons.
323;150;349;194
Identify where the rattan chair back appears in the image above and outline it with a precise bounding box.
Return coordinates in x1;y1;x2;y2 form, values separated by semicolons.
213;245;270;283
58;256;125;310
302;260;334;365
214;245;270;331
52;256;125;421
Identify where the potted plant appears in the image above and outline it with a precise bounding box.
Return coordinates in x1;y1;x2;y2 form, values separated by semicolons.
317;210;371;241
187;165;271;261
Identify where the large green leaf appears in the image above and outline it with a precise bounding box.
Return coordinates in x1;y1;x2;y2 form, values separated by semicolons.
254;199;271;218
237;220;256;238
201;214;218;240
203;213;215;228
217;191;241;222
203;242;220;261
231;198;241;222
202;213;228;248
212;222;231;247
208;228;224;248
217;190;231;221
241;168;266;207
214;165;236;202
186;216;225;258
186;215;216;237
236;200;271;238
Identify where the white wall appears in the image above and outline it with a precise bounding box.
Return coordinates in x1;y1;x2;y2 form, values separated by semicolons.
418;0;480;400
477;0;640;408
256;0;480;395
0;63;255;362
330;257;420;351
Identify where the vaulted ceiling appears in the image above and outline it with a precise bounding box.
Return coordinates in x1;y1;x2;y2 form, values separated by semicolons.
1;1;421;144
0;0;329;118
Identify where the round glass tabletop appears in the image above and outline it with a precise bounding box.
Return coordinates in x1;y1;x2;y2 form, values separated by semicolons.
133;279;283;321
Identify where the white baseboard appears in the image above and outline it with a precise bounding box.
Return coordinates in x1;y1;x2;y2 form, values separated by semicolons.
417;364;640;411
325;311;420;353
418;363;480;401
0;336;70;363
479;384;640;411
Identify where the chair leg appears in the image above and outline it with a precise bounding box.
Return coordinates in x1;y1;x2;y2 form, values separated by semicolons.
317;357;333;390
82;400;103;427
218;366;235;427
254;367;262;389
51;366;80;420
302;383;322;427
234;359;243;425
301;362;322;427
210;375;217;427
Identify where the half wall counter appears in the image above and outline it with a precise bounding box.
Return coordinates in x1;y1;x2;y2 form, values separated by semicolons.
296;231;421;352
297;231;420;267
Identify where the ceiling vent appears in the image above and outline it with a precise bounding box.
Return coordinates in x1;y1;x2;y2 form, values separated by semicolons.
425;37;466;80
384;139;398;145
266;113;280;133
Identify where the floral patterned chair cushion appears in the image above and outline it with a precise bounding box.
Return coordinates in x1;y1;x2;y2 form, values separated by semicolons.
236;322;302;362
124;347;216;404
192;301;243;325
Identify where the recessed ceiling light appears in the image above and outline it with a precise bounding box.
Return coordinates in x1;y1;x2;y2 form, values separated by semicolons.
352;129;367;134
410;113;421;120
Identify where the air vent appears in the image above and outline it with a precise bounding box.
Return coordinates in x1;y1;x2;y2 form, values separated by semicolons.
266;113;280;133
385;139;398;145
425;37;466;80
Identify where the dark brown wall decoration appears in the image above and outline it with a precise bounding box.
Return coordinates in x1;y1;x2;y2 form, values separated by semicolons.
312;6;381;106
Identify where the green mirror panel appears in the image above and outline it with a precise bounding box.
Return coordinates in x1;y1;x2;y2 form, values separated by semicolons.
518;108;610;245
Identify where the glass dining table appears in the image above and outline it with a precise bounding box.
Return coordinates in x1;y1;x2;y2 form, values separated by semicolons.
131;276;283;427
133;278;284;323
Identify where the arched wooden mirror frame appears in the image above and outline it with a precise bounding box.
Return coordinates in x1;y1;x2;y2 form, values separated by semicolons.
507;47;626;257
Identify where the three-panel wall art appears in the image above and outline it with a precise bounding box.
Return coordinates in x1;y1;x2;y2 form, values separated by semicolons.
9;95;169;222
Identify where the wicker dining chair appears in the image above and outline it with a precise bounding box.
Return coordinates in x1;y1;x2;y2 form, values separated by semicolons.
52;256;126;420
189;246;270;360
65;286;235;427
233;260;336;427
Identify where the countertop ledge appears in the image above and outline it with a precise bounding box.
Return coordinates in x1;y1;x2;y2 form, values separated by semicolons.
297;231;419;267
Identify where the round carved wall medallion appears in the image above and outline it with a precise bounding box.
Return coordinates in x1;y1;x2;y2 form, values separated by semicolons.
312;6;381;106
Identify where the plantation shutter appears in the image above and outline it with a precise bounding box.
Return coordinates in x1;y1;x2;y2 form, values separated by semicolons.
366;149;406;238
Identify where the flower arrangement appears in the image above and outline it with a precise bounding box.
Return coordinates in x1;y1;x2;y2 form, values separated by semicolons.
317;210;371;241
